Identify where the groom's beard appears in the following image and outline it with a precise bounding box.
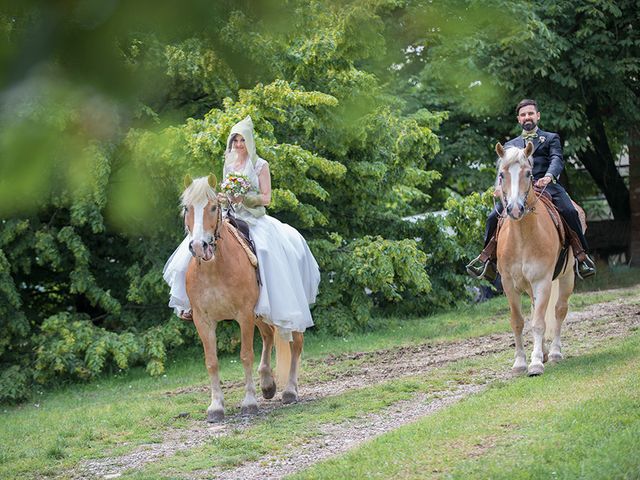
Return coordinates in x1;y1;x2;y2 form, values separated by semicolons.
522;120;537;131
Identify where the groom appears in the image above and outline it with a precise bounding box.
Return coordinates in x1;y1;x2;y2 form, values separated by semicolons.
466;98;596;281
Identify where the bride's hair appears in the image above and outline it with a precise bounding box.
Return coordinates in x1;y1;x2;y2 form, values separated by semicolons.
226;133;239;153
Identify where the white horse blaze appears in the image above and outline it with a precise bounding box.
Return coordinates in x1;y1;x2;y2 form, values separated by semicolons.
191;201;207;243
508;162;522;206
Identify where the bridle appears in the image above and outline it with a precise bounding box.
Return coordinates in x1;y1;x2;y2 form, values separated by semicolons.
208;201;223;254
187;199;224;262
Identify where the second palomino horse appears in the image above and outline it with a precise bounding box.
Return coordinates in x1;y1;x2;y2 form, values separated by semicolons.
496;141;580;376
182;175;304;422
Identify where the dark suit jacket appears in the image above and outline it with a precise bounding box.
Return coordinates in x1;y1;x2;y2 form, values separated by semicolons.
503;129;564;181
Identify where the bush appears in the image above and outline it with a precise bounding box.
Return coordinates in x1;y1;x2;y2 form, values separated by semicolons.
310;234;431;334
0;365;30;404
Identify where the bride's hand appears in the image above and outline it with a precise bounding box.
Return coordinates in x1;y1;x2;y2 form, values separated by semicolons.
217;193;228;203
230;195;244;204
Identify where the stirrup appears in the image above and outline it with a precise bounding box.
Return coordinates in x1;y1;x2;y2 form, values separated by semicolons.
466;255;494;280
574;257;596;280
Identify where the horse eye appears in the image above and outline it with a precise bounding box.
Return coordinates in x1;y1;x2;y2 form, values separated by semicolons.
498;172;504;179
525;171;532;178
210;205;217;212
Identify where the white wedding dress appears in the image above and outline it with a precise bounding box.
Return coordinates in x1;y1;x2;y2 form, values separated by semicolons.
163;157;320;339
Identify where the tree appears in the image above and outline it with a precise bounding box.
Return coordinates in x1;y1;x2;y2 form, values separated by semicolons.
630;128;640;265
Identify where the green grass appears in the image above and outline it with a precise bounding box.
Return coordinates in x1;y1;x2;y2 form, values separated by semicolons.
304;266;640;362
0;267;638;479
290;333;640;480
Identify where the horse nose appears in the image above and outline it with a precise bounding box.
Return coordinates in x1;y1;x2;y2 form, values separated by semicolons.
518;200;526;212
506;203;522;218
188;240;208;258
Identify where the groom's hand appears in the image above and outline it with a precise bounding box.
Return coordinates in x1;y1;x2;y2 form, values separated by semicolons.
535;176;552;188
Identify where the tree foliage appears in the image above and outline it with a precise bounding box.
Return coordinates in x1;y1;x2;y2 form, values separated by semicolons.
0;0;475;403
395;0;639;217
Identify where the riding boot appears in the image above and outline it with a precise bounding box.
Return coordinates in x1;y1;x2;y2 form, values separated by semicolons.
567;230;596;279
466;236;498;282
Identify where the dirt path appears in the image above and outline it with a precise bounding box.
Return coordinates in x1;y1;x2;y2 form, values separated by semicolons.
73;291;640;480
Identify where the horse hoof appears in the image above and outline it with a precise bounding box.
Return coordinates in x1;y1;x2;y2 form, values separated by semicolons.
241;404;258;416
511;366;527;375
527;364;544;376
549;353;563;363
207;409;225;423
282;391;298;405
261;381;276;400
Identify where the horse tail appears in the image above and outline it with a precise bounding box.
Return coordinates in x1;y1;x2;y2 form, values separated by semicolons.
274;329;291;388
544;279;560;341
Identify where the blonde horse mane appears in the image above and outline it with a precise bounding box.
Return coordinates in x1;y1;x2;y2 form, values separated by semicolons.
181;177;217;207
499;145;530;171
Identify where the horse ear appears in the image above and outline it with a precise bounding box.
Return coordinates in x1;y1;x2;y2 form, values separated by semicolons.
495;142;505;158
207;173;217;189
524;141;534;158
183;174;193;189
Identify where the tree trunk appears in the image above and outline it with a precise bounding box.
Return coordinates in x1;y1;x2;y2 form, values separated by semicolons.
580;101;630;221
629;127;640;266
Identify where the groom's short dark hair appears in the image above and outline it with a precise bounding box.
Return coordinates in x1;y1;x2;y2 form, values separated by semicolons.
516;99;538;114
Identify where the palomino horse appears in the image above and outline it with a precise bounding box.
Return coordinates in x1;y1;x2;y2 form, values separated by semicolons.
182;175;304;422
496;142;577;376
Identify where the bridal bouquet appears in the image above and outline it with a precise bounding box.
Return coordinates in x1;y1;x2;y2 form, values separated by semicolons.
220;172;251;196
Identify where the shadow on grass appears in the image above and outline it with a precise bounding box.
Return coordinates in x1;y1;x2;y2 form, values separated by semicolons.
536;333;639;381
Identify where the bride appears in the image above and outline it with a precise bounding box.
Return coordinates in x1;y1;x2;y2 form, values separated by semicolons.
163;116;321;339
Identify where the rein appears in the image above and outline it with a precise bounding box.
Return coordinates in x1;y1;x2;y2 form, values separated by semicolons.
528;182;549;210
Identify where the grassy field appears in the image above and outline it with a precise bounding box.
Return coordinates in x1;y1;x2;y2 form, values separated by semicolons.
291;333;640;479
1;267;639;479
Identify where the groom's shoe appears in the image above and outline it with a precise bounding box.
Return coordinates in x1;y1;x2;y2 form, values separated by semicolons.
575;255;596;279
179;309;193;321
